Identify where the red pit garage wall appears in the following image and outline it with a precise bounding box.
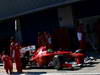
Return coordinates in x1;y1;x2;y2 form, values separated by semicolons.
53;6;76;49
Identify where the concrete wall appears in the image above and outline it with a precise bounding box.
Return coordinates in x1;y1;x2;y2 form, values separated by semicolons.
57;6;74;28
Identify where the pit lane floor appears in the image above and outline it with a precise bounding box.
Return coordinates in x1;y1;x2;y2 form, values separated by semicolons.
0;59;100;75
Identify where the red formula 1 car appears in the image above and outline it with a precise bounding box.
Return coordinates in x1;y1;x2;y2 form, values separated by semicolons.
29;46;86;70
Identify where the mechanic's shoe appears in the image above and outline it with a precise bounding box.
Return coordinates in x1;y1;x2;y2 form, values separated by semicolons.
77;64;82;66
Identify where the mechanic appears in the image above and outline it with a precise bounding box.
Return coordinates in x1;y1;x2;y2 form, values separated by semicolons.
76;22;87;50
10;37;22;72
1;51;13;74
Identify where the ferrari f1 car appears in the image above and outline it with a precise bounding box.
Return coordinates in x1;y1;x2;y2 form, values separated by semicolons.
20;45;96;70
26;46;96;70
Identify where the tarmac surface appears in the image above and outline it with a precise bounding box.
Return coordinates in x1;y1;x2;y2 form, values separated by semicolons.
0;58;100;75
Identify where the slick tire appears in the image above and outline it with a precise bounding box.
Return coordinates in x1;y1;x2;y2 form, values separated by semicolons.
53;55;62;70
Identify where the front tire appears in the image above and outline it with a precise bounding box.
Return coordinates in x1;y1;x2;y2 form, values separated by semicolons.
53;55;62;70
